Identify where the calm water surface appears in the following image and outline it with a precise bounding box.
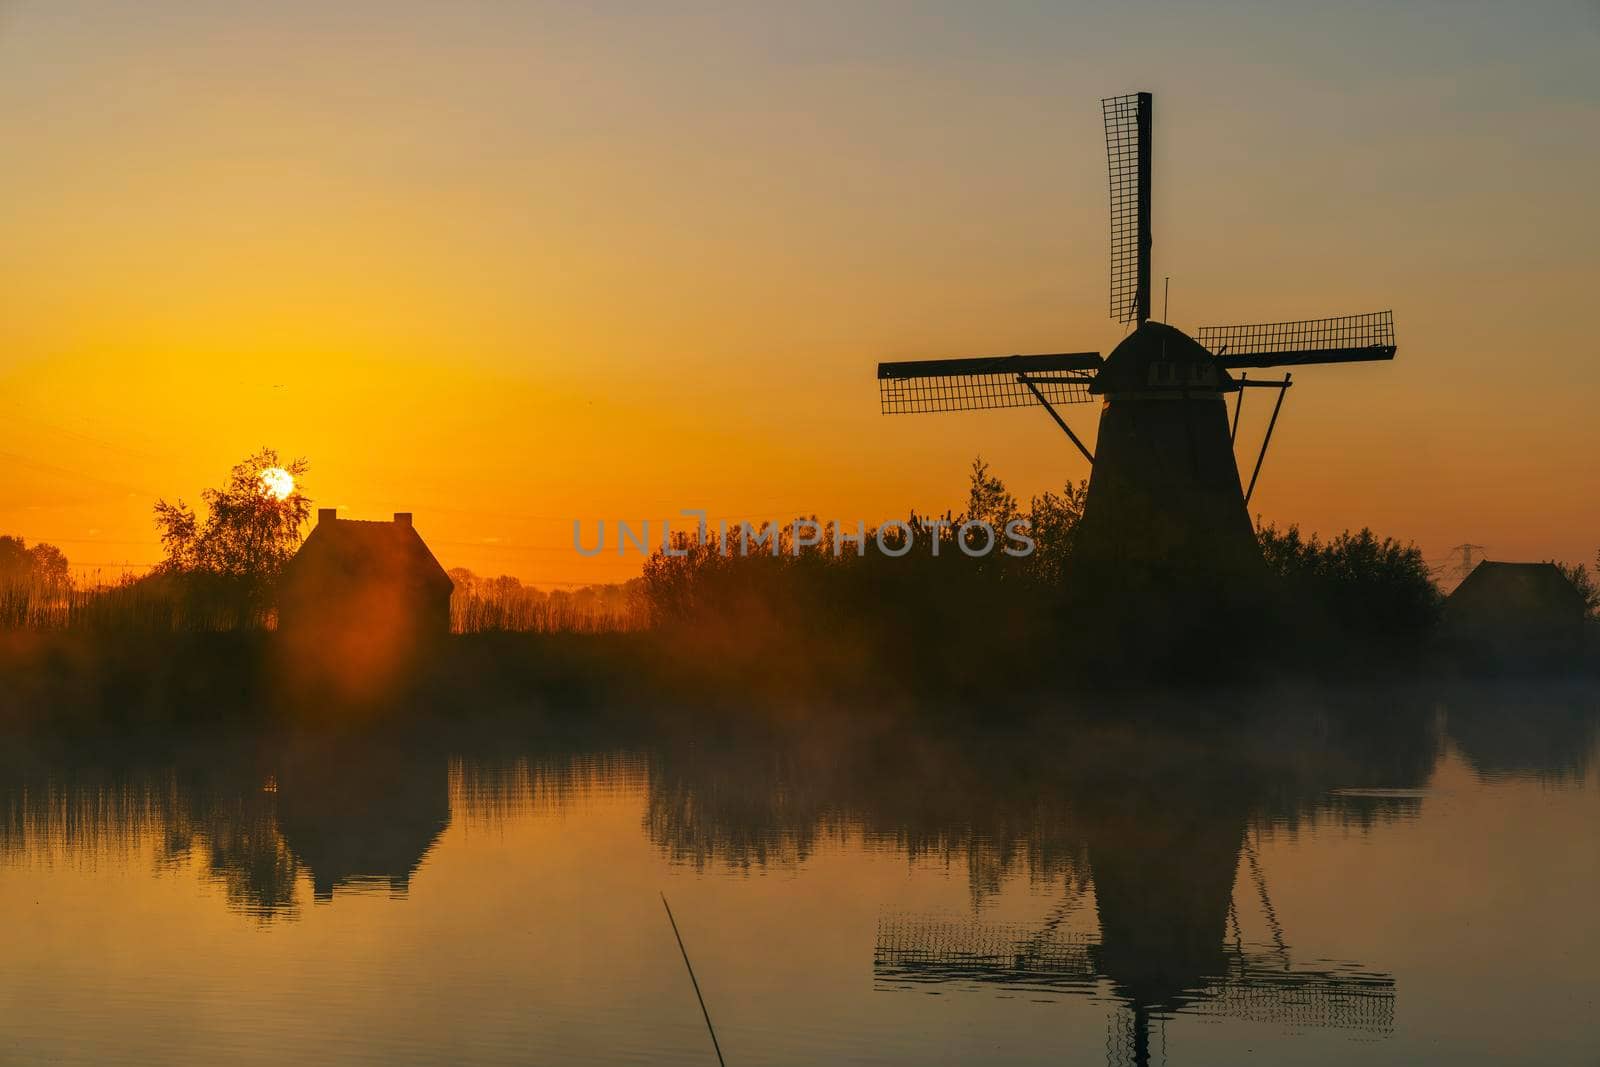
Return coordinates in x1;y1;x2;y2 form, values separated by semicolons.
3;690;1598;1065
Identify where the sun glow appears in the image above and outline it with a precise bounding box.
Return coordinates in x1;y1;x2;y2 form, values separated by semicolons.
258;467;294;501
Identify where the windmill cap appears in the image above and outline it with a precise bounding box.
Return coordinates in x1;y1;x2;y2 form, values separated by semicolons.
1092;321;1237;394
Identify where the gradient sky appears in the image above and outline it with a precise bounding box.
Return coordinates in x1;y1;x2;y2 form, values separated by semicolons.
2;0;1597;585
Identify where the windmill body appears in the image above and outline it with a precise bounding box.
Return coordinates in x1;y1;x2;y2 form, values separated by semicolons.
1076;322;1259;576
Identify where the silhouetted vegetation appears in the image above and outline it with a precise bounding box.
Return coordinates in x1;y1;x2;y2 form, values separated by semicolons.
0;535;73;628
632;459;1448;688
149;447;312;627
635;459;1088;691
1554;554;1600;621
7;450;1592;718
0;535;69;589
447;568;645;633
1256;523;1442;660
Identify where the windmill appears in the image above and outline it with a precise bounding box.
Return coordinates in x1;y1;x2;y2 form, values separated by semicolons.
876;92;1398;577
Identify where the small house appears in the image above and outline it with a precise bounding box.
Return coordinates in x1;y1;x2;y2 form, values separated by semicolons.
1441;561;1586;670
277;511;453;679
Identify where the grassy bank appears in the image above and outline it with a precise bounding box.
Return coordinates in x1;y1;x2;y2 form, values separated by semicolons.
4;618;1595;741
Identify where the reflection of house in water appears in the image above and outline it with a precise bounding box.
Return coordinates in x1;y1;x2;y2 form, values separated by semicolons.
0;742;455;913
274;747;451;901
1442;561;1587;670
1444;688;1599;784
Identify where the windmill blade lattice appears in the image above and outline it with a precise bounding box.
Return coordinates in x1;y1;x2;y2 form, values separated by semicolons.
1200;311;1397;369
877;352;1100;414
1103;92;1152;324
873;912;1395;1033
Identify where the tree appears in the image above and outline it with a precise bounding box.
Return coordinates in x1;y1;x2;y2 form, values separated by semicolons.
1258;523;1441;650
966;456;1018;532
27;542;70;590
1555;560;1599;621
0;535;72;590
1024;478;1089;587
153;448;310;605
0;536;28;584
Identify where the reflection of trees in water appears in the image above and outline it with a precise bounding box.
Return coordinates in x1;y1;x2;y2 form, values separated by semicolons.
1248;696;1443;837
0;764;299;919
169;783;299;917
634;701;1446;903
451;752;649;825
0;741;634;920
0;740;453;917
2;687;1591;930
644;743;833;872
640;730;1095;900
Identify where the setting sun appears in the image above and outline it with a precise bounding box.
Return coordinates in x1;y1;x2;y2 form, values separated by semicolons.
258;467;294;501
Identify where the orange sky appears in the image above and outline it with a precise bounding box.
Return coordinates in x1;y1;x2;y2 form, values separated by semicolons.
2;2;1597;585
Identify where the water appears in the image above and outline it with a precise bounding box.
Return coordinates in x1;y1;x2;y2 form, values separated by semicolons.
2;689;1597;1065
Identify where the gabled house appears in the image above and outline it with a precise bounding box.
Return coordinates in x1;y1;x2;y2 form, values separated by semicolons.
1442;561;1586;670
278;511;453;666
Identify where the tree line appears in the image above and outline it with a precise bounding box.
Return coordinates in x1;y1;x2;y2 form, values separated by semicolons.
4;450;1595;667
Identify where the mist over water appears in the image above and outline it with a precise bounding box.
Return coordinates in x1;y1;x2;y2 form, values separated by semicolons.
2;685;1597;1065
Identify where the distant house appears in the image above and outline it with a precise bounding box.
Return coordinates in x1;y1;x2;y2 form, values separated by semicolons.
1442;561;1586;670
278;510;453;648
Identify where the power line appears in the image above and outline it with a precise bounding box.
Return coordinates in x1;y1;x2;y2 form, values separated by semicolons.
1436;543;1487;584
0;448;161;497
0;403;184;465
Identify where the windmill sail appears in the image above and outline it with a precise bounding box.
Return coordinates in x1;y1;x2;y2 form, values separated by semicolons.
1200;311;1397;369
1103;92;1152;325
877;352;1101;414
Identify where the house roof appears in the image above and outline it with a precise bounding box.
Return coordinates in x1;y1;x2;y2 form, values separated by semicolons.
281;517;453;594
1445;561;1585;614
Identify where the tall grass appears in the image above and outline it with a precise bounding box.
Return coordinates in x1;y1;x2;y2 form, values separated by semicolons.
449;577;646;634
3;571;271;633
2;544;660;637
0;577;77;630
2;571;646;635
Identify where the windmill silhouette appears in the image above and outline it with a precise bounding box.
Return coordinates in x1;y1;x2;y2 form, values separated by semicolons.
876;92;1398;577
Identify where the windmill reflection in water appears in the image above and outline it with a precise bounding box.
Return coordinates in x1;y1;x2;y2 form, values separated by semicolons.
875;824;1395;1067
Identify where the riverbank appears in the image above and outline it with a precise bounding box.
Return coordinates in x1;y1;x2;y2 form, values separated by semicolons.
2;623;1595;741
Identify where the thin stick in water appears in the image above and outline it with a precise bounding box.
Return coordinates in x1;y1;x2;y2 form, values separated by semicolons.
660;892;727;1067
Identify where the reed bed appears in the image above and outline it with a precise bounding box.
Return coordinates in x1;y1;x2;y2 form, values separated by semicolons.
449;579;646;634
2;571;645;634
2;572;272;633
